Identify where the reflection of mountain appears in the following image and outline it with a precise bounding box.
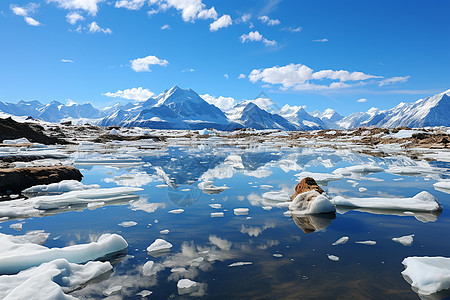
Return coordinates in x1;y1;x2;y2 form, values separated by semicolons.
291;213;336;233
240;151;282;171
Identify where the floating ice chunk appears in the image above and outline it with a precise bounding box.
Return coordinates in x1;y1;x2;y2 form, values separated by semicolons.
402;256;450;295
9;230;49;245
156;184;169;188
209;204;222;209
2;137;30;144
171;267;187;273
262;191;290;202
177;279;199;295
169;209;184;214
294;172;343;184
22;180;99;196
346;165;384;173
234;208;249;215
289;191;336;214
129;199;166;213
332;236;349;246
198;181;229;194
262;206;272;211
392;234;414;246
211;212;224;218
434;180;450;194
0;233;128;274
103;285;122;296
142;261;155;276
331;191;441;212
228;262;252;267
333;168;352;176
10;223;23;231
87;201;104;208
355;240;376;245
358;187;367;192
137;290;153;297
273;253;283;258
327;254;340;261
0;258;112;299
33;187;143;210
198;129;210;135
118;221;137;228
160;229;169;235
147;238;172;253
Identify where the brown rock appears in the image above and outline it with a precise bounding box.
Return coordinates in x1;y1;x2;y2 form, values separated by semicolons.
291;177;324;200
0;166;82;196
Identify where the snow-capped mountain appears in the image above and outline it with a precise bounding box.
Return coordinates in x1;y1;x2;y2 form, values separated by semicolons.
278;105;327;130
311;108;343;128
227;101;298;131
101;86;237;130
336;107;385;129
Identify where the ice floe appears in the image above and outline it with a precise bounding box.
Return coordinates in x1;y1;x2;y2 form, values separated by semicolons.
0;258;112;299
147;239;173;254
0;233;127;274
402;256;450;295
118;221;137;227
234;208;249;215
434;180;450;194
289;191;336;214
355;240;376;245
332;236;349;246
228;262;252;267
331;191;441;212
294;172;343;185
177;278;199;295
198;181;229;194
22;180;100;196
209;203;222;209
160;229;170;235
211;212;224;218
392;234;414;246
327;254;340;261
168;209;184;214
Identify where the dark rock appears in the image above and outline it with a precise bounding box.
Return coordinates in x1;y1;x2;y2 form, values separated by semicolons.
0;117;68;145
0;166;82;195
291;177;324;200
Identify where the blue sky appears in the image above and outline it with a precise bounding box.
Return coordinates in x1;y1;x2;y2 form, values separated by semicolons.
1;0;449;115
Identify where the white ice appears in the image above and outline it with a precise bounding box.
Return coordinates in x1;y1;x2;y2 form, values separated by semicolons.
211;212;224;218
118;221;137;227
22;180;99;195
355;240;376;245
147;238;173;253
0;258;112;299
289;191;336;214
327;254;340;261
209;204;222;209
332;236;349;246
2;137;30;144
0;233;127;274
228;262;252;267
392;234;414;246
168;209;184;214
294;172;343;184
160;229;170;235
434;180;450;194
234;208;249;215
177;278;199;295
262;191;290;202
331;191;441;212
402;256;450;295
198;181;229;194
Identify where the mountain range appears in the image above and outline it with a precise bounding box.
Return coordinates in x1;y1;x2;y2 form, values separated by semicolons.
0;86;449;131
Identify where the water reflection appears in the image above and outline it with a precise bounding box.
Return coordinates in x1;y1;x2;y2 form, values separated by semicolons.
290;212;336;233
336;207;442;223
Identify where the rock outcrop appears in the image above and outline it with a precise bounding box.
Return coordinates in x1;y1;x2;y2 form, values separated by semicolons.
0;166;82;196
291;177;324;200
289;177;336;214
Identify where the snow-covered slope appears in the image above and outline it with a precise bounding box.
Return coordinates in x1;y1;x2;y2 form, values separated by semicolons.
279;105;327;130
337;107;385;129
227;102;298;130
312;108;344;128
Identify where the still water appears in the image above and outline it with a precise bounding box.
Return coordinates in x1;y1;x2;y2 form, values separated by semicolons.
2;144;450;299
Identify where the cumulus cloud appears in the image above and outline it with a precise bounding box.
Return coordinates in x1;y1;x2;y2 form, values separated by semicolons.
115;0;146;10
161;24;170;30
357;98;367;103
258;15;280;26
238;74;246;79
47;0;104;15
240;31;276;46
149;0;219;22
378;76;410;86
61;59;74;63
88;21;111;34
201;94;236;111
239;13;251;23
313;38;328;42
103;87;155;101
248;63;383;91
130;55;169;72
66;12;84;24
11;3;41;26
209;14;232;31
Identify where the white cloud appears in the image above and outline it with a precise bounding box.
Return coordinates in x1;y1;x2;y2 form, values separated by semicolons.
181;68;196;72
24;16;41;26
88;21;111;34
258;15;280;26
286;26;302;32
247;97;274;111
149;0;218;22
239;13;251;23
66;12;84;24
103;87;155;101
248;63;383;91
147;9;158;17
357;98;367;103
130;55;168;72
61;59;74;63
47;0;104;15
115;0;146;10
313;38;328;42
161;24;170;30
378;76;410;86
238;74;246;79
240;31;276;46
201;94;236;111
224;73;229;79
11;3;41;26
209;14;232;32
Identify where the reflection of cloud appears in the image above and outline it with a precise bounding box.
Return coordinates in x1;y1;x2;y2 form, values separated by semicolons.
104;172;156;187
240;223;276;237
256;240;280;249
129;199;166;213
209;235;232;250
